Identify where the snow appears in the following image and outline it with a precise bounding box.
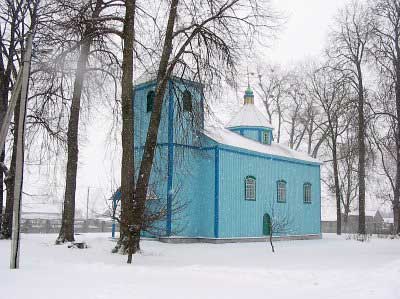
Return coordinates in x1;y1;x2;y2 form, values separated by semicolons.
349;210;379;217
135;71;157;85
226;103;274;129
204;126;322;164
1;233;399;299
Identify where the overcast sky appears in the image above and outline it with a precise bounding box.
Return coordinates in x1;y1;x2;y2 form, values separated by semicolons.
268;0;349;63
25;0;353;215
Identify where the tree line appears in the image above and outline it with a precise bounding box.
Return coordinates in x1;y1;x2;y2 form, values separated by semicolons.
256;0;400;237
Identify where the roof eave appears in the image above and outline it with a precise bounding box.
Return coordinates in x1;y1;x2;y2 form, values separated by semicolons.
227;125;275;130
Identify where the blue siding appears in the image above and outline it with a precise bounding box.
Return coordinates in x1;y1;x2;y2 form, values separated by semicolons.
230;127;273;144
133;83;169;146
134;78;214;238
217;147;321;238
170;145;215;237
133;78;320;239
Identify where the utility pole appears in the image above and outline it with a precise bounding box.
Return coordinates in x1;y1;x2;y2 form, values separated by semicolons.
10;32;33;269
86;187;90;220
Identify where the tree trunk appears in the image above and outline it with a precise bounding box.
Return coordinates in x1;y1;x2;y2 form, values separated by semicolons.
132;0;179;253
1;97;19;239
0;151;3;232
356;65;366;235
269;224;275;253
57;43;89;243
392;48;400;235
117;0;136;262
0;20;16;237
331;135;341;235
307;120;313;155
56;0;103;244
277;105;282;143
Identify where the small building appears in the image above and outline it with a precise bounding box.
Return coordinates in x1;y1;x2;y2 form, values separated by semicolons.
321;209;387;234
347;210;384;225
132;77;322;242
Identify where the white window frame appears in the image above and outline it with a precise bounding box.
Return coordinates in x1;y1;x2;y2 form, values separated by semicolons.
304;183;312;203
277;180;286;203
245;176;256;201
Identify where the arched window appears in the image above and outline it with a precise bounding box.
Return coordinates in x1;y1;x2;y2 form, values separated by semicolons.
182;90;192;112
303;183;312;203
277;180;287;203
146;90;155;112
245;176;256;201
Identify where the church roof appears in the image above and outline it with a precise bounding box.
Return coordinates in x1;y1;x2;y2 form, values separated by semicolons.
226;103;273;129
204;126;321;165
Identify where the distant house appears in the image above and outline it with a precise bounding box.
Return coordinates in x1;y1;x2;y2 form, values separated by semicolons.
321;209;387;234
383;217;394;224
347;210;384;225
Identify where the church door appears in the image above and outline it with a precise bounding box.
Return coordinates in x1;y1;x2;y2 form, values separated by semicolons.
263;213;271;236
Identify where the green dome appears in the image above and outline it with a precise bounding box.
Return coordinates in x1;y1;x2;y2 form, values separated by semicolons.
245;86;254;96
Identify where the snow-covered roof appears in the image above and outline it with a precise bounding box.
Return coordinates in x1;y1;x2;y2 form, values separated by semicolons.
22;203;62;219
383;217;394;224
203;126;321;164
135;71;157;86
22;202;61;214
226;103;273;129
134;71;203;87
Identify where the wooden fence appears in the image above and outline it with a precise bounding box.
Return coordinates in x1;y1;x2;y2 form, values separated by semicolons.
321;221;394;235
19;218;119;234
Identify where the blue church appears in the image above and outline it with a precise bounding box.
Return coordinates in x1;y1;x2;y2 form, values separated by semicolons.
132;76;322;242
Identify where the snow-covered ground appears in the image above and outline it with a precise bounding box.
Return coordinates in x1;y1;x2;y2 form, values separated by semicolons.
1;233;399;299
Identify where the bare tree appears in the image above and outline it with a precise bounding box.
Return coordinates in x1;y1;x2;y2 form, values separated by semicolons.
56;0;104;243
0;0;40;239
370;75;400;233
42;0;125;243
118;0;136;263
338;128;359;225
328;0;374;235
370;0;400;234
284;71;308;150
256;64;287;142
264;199;292;253
307;65;353;234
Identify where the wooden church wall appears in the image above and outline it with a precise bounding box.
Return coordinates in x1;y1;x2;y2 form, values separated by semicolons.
217;146;321;238
133;78;212;237
133;81;170;146
170;145;216;238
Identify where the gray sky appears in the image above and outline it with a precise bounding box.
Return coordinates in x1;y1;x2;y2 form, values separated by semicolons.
26;0;352;215
268;0;348;64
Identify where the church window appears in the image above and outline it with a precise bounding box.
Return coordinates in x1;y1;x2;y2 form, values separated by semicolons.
183;90;192;112
245;176;256;201
304;183;312;203
147;90;155;112
277;180;286;203
262;131;270;144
